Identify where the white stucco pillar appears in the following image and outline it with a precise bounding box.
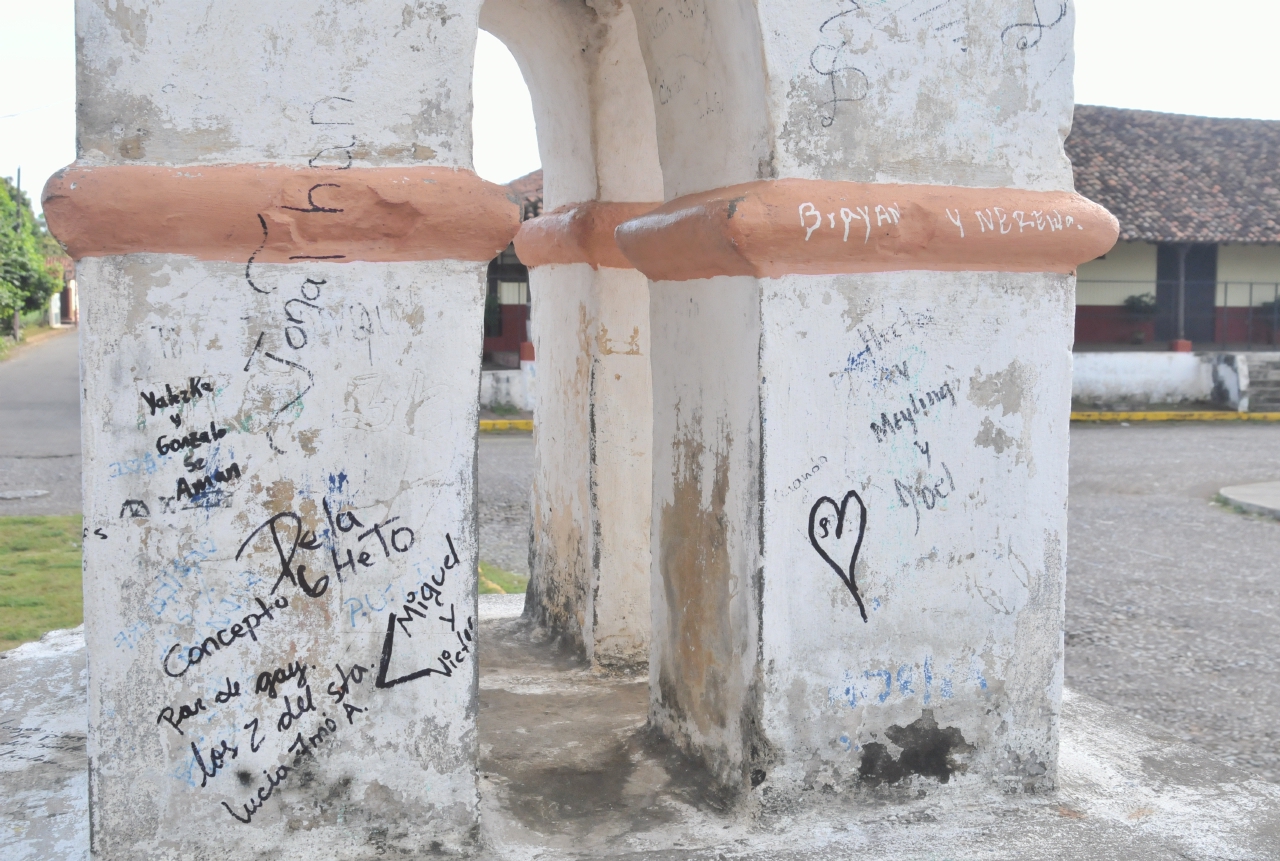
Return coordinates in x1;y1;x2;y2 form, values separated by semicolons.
488;0;660;668
623;0;1115;797
48;2;513;856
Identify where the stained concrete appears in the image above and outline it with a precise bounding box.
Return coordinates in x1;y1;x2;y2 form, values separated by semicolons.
5;610;1280;860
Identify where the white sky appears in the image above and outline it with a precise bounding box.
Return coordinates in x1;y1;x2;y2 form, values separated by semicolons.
5;2;1280;212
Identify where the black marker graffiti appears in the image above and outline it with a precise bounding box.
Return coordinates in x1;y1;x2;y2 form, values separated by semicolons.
375;535;470;688
810;2;870;127
245;215;271;295
282;182;344;214
221;765;290;823
162;596;290;678
175;462;241;501
157;697;206;736
895;462;956;536
309;96;354;126
236;512;329;599
870;382;957;442
308;137;356;170
1001;1;1066;50
327;662;369;725
808;490;869;622
140;377;214;417
191;737;238;788
120;499;150;518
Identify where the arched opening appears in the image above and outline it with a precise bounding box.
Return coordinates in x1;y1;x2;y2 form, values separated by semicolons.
471;30;539;602
475;0;662;668
468;1;721;845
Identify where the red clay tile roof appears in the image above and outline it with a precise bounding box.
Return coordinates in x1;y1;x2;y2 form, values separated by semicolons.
1067;105;1280;245
507;169;543;221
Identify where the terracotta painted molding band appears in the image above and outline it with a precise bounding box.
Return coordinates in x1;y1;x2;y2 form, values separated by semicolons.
613;179;1119;281
514;201;661;270
42;164;520;264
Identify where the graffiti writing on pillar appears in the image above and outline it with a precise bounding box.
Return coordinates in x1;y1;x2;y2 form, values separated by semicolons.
810;2;870;127
870;382;958;442
809;490;870;622
782;456;828;497
241;332;315;455
895;461;956;536
1001;1;1066;51
943;207;1081;239
800;201;899;243
375;534;474;688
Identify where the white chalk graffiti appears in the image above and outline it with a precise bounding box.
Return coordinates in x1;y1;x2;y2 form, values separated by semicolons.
800;201;899;243
948;206;1083;238
799;201;1086;243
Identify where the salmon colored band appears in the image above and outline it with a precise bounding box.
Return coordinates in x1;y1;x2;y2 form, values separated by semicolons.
613;179;1119;281
42;164;520;264
514;201;661;270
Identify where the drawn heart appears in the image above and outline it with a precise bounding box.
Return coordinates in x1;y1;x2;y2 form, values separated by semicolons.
808;490;869;622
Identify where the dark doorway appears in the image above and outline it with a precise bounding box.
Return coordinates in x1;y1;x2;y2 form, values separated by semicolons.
1156;244;1217;342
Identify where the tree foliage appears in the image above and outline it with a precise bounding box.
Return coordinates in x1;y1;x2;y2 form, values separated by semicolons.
0;177;64;320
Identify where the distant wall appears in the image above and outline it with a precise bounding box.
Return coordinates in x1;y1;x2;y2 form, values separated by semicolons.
480;364;536;411
1070;352;1280;411
1077;241;1157;305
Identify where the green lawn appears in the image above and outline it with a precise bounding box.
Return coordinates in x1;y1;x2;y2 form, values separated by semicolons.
479;560;529;595
0;514;525;651
0;516;84;651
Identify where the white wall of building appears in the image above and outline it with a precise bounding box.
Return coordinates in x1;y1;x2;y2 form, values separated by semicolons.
1076;240;1156;305
1217;244;1280;306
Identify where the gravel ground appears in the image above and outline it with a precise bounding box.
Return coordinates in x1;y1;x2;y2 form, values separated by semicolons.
1066;422;1280;782
477;433;534;577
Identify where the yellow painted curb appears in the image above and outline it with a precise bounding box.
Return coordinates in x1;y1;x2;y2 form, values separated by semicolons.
1072;411;1280;422
479;419;534;432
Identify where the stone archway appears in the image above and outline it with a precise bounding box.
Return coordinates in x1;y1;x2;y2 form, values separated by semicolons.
47;1;1117;856
480;0;662;670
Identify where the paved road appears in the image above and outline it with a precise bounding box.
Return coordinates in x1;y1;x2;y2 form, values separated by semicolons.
0;329;81;516
1066;422;1280;781
477;433;534;576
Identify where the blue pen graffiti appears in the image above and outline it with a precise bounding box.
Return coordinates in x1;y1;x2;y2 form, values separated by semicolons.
828;656;986;709
344;583;395;627
108;453;159;479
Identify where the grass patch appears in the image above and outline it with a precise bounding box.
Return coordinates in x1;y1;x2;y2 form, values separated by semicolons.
0;516;525;648
0;516;84;651
479;560;528;595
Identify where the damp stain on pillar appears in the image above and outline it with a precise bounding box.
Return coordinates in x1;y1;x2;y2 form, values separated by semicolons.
657;431;735;738
857;709;974;786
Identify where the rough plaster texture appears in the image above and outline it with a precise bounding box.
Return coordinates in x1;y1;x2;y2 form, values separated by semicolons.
77;0;480;169
79;257;484;857
633;1;1082;796
484;0;659;667
762;0;1076;191
759;272;1072;794
72;1;490;855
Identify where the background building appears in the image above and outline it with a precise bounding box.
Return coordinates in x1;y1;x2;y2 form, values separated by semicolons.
1070;106;1280;349
483;169;540;367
